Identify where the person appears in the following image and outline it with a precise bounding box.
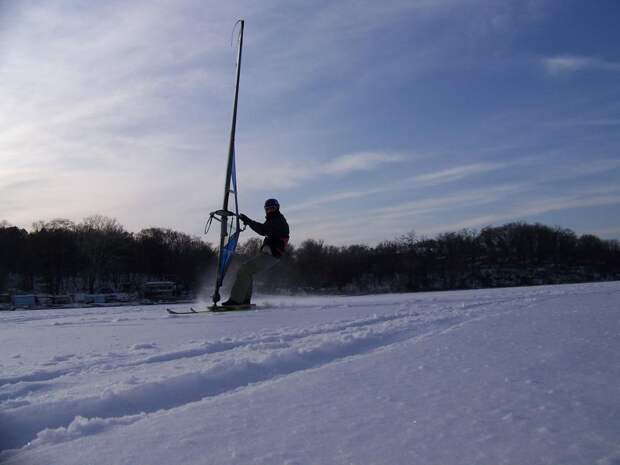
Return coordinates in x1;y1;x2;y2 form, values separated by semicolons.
221;198;289;306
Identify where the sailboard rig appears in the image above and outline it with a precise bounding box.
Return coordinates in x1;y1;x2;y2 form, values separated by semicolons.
204;20;246;306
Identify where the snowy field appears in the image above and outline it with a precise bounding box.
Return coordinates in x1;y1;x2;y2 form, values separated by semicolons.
1;282;619;465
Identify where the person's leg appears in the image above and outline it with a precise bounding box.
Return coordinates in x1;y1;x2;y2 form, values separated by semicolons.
228;253;279;303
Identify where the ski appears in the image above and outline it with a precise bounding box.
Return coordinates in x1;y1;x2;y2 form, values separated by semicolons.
209;304;256;312
166;304;256;315
166;307;203;315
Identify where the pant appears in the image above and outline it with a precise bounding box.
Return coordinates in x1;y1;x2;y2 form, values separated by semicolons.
229;251;279;303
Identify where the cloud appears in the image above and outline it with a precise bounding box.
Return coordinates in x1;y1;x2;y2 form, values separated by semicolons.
322;152;405;175
0;0;238;232
287;186;395;213
542;55;620;74
239;151;407;191
0;0;425;233
369;183;525;219
427;187;620;235
291;182;528;244
291;169;620;245
411;162;506;187
287;161;514;212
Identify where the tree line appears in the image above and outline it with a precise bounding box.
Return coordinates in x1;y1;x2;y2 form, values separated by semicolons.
0;216;213;295
1;217;619;296
258;222;620;293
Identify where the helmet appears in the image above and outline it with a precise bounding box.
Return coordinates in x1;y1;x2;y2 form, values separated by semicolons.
264;198;280;209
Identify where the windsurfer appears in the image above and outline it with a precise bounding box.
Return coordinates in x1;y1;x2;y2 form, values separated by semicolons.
221;198;289;306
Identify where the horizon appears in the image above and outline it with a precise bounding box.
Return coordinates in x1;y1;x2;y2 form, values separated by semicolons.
1;1;619;246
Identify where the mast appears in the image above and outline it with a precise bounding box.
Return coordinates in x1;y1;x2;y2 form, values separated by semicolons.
213;19;244;304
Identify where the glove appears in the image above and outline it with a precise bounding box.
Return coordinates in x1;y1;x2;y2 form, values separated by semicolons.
239;214;249;224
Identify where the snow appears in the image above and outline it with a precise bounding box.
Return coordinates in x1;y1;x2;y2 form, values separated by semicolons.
1;282;619;465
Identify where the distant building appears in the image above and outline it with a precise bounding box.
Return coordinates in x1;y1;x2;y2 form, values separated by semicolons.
12;294;36;307
52;295;72;305
142;281;176;301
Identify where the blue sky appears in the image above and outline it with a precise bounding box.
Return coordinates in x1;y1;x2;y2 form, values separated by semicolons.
1;0;619;245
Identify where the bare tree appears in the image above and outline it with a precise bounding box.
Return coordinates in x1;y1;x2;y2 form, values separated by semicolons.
77;215;128;293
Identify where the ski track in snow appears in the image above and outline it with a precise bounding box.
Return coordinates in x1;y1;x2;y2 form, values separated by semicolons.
1;283;618;459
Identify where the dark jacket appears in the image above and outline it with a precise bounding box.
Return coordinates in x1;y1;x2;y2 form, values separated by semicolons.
245;211;290;258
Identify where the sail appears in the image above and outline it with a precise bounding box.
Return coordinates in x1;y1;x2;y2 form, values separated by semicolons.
217;151;241;282
208;20;245;305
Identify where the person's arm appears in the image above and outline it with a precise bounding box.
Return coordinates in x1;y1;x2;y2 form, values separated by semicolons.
240;215;273;236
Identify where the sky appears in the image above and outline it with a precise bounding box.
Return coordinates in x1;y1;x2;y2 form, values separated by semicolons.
1;0;619;246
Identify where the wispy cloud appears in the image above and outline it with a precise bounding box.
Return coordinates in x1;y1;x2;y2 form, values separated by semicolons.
0;0;239;233
287;161;516;212
292;182;528;244
287;186;396;213
239;151;408;191
542;55;620;74
369;183;525;220
411;162;507;187
428;188;620;235
291;169;620;244
323;152;404;175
